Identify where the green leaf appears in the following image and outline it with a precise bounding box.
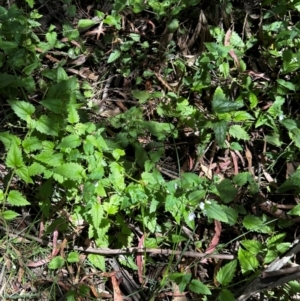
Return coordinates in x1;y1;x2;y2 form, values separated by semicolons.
189;279;211;295
217;289;235;301
167;19;179;32
205;200;228;223
25;0;34;8
36;115;60;136
249;92;258;109
131;90;151;103
7;190;30;206
67;104;80;124
7;100;35;121
34;151;64;167
221;205;238;226
243;215;272;233
112;149;125;160
212;120;228;147
266;233;286;247
108;50;121;63
53;163;85;181
232;111;254;121
16;166;33;184
88;254;106;271
169;273;191;292
217;179;238;203
91;202;104;227
67;252;80;263
22;137;42;153
57;135;81;149
212;87;243;113
0;132;21;150
278;170;300;193
229;125;250;140
40;99;63;113
216;260;237;286
287;204;300;216
143;121;175;140
1;210;19;220
78;19;97;28
240;240;263;255
49;256;65;269
238;248;259;273
6;142;23;168
46;31;57;48
233;172;251;186
277;79;295;91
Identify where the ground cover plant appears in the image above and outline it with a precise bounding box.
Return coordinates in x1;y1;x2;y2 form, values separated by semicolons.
1;0;300;300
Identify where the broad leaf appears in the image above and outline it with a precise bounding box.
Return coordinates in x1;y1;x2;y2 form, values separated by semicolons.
57;134;81;149
88;254;106;271
49;256;65;269
216;260;237;286
6;142;23;168
218;289;235;301
217;179;238;203
212;87;243;113
229;125;250;140
36;115;60;136
189;279;211;295
205;200;228;223
53;163;85;181
212;120;228;147
108;50;121;63
1;210;19;220
238;248;259;273
7;190;30;206
7;100;35;121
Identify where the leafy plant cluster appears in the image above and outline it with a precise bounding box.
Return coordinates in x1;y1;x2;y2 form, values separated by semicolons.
1;0;300;300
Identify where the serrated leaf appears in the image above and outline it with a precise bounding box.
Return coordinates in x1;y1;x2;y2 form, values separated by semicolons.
243;215;272;233
67;104;80;124
278;170;300;193
49;256;65;269
57;134;81;149
131;90;151;103
88;254;105;271
212;120;228;147
238;248;259;273
233;172;251;186
15;166;33;184
169;273;191;292
266;233;286;247
218;289;235;301
221;205;238;226
36;115;60;136
240;240;263;255
91;202;103;227
232;111;254;121
212;87;243;113
189;279;211;295
229;125;250;140
53;163;85;180
67;252;79;263
28;162;45;176
1;210;19;220
0;132;21;150
108;50;121;63
249;92;258;109
22;136;42;153
40;99;63;113
6;142;23;168
46;31;57;48
216;260;237;286
7;190;30;206
205;200;228;223
34;151;64;167
142;121;175;140
7;100;35;121
264;249;278;264
217;179;238;203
